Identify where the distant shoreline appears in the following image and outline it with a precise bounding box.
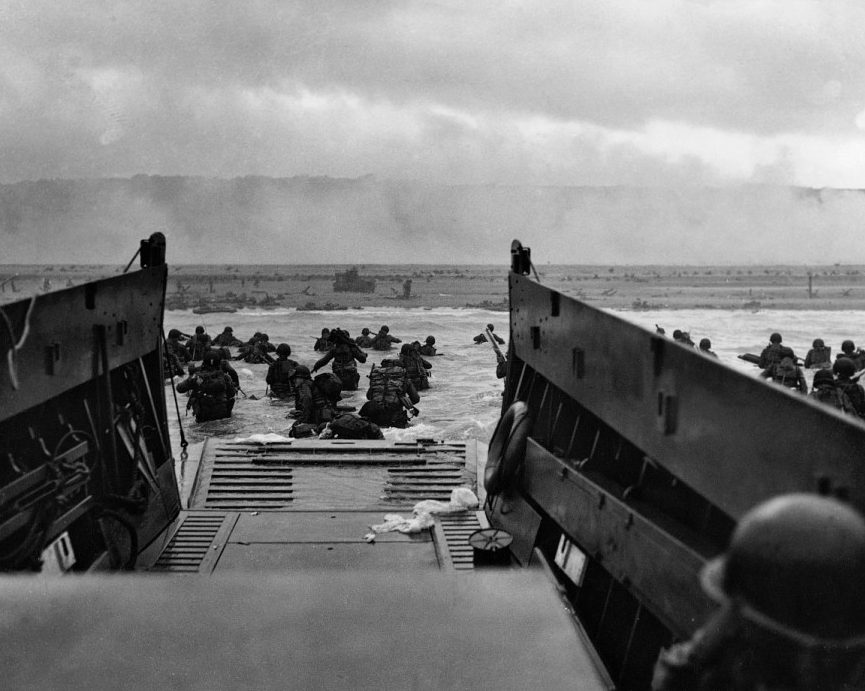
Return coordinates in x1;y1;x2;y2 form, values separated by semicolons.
4;263;865;311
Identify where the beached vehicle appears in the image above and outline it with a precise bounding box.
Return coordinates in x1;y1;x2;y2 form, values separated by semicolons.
2;236;864;689
333;266;376;293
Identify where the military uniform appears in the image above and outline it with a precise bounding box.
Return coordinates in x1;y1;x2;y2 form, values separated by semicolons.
176;359;236;423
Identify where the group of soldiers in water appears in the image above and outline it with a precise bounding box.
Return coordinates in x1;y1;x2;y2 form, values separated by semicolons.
165;322;480;439
755;332;865;417
658;324;865;418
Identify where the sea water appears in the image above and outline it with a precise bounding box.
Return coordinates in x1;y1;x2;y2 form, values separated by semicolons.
163;306;864;457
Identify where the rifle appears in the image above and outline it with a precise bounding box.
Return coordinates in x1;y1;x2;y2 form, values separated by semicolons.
398;393;420;417
485;328;506;365
739;353;806;368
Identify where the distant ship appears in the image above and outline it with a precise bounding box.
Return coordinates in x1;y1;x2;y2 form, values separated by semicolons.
333;266;376;293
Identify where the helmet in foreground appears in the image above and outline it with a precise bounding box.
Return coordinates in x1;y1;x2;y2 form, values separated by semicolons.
701;493;865;642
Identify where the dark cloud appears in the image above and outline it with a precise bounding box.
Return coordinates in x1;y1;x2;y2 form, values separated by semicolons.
0;2;862;186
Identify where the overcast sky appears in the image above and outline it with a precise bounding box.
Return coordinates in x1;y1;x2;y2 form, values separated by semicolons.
1;1;864;188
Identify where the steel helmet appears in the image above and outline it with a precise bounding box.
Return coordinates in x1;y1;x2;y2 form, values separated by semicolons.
813;369;834;386
276;343;291;357
699;338;712;350
833;357;856;378
195;326;205;335
425;335;435;344
168;329;181;339
202;350;221;367
400;343;412;355
380;325;389;333
770;332;782;344
292;365;311;379
701;493;865;642
361;328;370;335
813;338;824;348
842;339;856;353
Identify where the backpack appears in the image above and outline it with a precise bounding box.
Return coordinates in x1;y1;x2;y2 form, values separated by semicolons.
368;364;406;406
838;380;865;416
197;369;227;396
772;358;800;388
810;386;849;411
330;414;384;440
314;372;343;403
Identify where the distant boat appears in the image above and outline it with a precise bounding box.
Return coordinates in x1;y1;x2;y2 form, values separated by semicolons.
333;267;376;293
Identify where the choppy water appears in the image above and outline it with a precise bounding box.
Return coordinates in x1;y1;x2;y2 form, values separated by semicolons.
163;306;865;458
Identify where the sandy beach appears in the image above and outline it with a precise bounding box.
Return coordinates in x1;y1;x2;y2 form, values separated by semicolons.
3;263;865;311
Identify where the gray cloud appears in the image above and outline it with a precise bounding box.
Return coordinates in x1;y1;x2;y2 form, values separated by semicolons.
0;1;863;186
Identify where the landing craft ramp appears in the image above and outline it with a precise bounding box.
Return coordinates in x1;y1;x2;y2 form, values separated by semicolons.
143;438;492;574
0;235;615;689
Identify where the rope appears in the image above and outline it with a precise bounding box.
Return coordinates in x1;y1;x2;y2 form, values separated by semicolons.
122;246;141;273
0;296;35;390
163;329;189;460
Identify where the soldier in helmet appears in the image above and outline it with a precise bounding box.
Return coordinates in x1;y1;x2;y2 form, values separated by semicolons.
187;325;212;361
758;332;794;370
698;338;717;358
372;325;401;351
312;329;368;391
474;323;505;345
290;365;338;426
355;327;375;348
212;326;244;348
235;333;274;364
804;338;831;369
166;328;192;363
175;349;236;422
314;328;333;352
652;493;865;690
672;330;695;347
419;335;437;356
760;354;807;394
833;357;865;418
836;339;865;371
266;343;299;399
398;342;432;391
809;368;854;414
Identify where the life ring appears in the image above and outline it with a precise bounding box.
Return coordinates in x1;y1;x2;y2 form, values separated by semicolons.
484;401;531;495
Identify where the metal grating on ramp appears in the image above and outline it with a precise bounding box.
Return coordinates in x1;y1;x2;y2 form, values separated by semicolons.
385;463;466;502
190;439;477;510
150;513;235;573
202;459;294;509
433;511;489;571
